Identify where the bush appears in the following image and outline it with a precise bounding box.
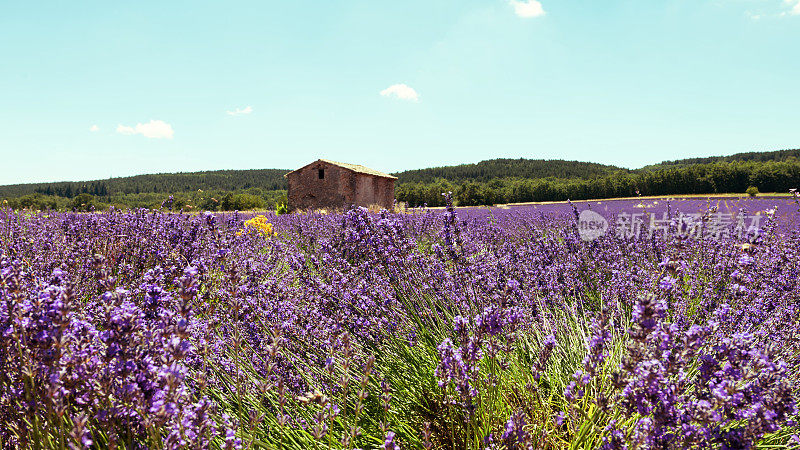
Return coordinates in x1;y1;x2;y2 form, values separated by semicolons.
198;196;220;211
71;193;97;211
746;186;759;197
275;202;288;215
220;192;265;210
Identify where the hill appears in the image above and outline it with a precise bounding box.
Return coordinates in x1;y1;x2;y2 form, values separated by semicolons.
0;169;289;199
393;158;622;184
1;149;798;210
639;148;800;171
395;149;800;206
0;159;622;199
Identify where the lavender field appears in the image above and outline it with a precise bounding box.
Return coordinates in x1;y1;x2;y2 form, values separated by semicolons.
2;194;800;449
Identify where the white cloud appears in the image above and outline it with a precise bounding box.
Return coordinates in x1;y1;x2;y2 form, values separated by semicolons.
510;0;546;18
380;84;419;102
116;124;136;135
226;106;253;116
89;124;99;132
116;120;174;139
787;0;800;15
136;120;174;139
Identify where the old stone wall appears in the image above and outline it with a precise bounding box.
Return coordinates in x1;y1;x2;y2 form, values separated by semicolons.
287;161;350;210
354;175;394;209
287;161;395;211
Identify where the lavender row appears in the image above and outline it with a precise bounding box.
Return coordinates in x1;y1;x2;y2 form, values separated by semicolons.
0;195;798;449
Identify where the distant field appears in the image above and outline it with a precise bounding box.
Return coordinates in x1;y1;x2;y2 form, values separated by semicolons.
451;195;800;232
418;193;796;209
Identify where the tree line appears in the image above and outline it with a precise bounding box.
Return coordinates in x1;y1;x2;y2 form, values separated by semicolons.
638;148;800;171
2;150;798;211
0;169;288;198
3;188;287;212
394;158;620;184
397;159;800;207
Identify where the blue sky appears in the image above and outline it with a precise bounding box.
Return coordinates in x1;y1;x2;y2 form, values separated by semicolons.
1;0;798;185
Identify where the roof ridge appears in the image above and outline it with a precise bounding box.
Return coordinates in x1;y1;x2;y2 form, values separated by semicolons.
313;159;397;179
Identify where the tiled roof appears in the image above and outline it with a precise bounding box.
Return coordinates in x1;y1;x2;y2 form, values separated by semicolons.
286;159;397;179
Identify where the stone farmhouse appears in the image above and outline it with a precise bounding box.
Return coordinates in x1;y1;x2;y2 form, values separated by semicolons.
285;159;397;211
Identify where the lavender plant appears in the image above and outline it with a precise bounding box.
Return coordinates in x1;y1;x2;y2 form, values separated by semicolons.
0;194;797;449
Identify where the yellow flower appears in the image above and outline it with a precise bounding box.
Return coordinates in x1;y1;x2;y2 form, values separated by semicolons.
243;215;275;236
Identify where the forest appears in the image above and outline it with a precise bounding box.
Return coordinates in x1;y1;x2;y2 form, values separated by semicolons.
1;149;798;210
398;159;800;207
0;168;288;198
395;158;620;183
638;148;800;170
